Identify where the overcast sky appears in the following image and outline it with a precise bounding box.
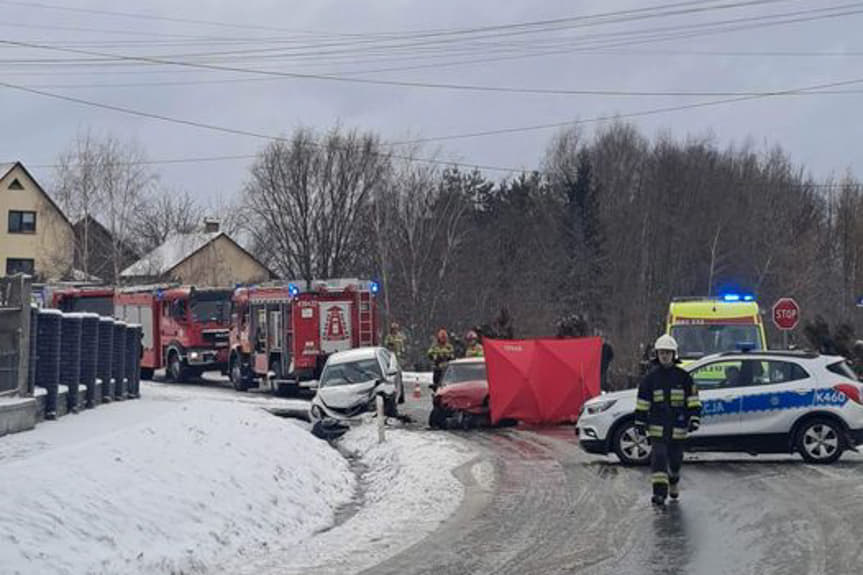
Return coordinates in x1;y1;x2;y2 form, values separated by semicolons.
1;0;862;208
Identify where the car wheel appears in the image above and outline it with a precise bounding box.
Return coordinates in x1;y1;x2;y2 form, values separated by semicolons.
797;418;844;464
613;420;651;465
429;406;447;429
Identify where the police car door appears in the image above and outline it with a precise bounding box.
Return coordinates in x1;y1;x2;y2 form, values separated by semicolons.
687;359;745;445
736;359;814;436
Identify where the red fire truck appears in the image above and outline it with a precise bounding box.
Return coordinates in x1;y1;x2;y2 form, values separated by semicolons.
228;279;379;393
114;285;232;381
50;286;116;317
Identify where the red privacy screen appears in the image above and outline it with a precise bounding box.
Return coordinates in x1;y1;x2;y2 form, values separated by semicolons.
484;337;601;424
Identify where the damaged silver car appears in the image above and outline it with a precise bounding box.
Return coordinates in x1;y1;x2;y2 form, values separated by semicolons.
309;347;403;423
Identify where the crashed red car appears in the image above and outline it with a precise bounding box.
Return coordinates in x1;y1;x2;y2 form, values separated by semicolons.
429;357;494;429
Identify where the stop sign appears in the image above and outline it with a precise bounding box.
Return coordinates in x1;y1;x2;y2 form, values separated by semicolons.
772;298;800;331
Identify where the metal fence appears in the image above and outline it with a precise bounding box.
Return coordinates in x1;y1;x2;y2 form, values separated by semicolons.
0;349;18;394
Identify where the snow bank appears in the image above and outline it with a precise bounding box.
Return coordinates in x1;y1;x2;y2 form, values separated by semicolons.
224;423;476;575
0;399;354;575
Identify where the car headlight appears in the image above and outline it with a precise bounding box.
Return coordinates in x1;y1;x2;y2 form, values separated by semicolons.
310;404;324;419
585;399;617;415
189;351;199;360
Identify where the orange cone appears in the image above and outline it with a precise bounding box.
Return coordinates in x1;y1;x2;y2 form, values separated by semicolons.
412;381;422;399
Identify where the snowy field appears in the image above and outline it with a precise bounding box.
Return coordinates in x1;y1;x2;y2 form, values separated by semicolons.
0;378;476;575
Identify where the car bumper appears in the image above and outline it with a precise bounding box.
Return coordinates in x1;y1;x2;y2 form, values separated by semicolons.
849;427;863;446
576;425;610;454
578;438;609;455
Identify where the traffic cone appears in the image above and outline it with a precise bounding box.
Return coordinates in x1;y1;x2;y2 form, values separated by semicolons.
413;381;422;399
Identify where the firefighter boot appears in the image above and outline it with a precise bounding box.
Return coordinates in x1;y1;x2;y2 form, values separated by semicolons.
651;494;666;506
669;482;679;500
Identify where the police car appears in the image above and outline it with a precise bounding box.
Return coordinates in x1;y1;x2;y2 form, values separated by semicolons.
577;351;863;465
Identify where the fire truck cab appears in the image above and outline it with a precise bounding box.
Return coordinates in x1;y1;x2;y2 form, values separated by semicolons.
229;279;379;393
115;285;232;381
50;286;115;317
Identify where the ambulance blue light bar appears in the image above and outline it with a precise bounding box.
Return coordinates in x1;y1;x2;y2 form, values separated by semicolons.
720;293;755;302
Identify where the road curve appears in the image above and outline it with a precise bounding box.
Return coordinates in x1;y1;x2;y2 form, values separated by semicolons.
364;428;863;575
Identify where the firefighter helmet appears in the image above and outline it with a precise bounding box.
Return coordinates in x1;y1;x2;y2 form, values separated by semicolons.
654;334;678;353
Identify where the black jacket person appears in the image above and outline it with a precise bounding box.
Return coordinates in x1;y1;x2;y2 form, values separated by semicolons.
634;334;701;505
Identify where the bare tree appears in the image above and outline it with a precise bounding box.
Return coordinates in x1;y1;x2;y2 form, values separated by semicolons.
53;132;156;283
131;188;198;254
243;126;390;282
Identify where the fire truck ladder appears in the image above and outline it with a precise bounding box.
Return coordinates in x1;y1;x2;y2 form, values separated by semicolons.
358;291;374;346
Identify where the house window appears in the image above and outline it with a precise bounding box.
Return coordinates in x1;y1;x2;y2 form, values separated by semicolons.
6;258;35;276
8;210;36;234
8;178;24;190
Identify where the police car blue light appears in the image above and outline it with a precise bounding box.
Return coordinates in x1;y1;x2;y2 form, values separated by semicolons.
369;281;381;294
288;284;300;297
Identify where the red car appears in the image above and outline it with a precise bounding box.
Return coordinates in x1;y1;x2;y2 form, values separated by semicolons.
429;357;492;429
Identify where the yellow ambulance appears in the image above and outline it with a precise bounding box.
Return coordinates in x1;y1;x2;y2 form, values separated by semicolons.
666;295;767;366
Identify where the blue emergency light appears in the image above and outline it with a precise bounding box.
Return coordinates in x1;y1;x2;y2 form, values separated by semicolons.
720;293;755;302
370;280;381;294
288;283;300;297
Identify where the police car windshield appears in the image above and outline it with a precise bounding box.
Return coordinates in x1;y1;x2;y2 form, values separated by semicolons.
671;325;762;359
827;360;859;381
442;363;487;386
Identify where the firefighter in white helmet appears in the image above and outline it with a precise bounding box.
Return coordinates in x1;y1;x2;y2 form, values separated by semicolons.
634;334;702;505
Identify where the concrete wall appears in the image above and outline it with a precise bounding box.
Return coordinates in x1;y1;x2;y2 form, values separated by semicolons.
0;274;31;397
170;235;271;286
0;274;36;436
0;164;74;280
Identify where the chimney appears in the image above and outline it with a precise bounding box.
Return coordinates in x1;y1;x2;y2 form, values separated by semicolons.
203;217;220;233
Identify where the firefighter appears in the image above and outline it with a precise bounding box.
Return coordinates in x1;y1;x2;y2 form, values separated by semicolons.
384;321;406;362
852;340;863;379
634;334;701;506
428;329;455;390
464;330;484;358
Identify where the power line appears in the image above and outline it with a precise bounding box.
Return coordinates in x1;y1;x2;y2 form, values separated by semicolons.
1;3;860;90
10;73;863;97
4;3;862;97
0;0;782;40
2;73;863;172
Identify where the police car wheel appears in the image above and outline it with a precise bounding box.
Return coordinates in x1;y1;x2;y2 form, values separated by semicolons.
797;418;844;464
613;421;652;466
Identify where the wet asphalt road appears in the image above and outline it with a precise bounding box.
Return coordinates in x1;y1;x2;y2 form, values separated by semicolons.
365;426;863;575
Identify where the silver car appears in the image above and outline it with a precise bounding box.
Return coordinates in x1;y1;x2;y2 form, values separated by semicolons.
309;347;404;422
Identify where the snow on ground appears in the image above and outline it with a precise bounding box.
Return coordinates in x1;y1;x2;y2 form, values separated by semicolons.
221;422;477;575
0;396;354;575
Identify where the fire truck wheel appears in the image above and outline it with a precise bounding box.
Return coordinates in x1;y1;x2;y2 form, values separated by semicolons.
167;351;188;383
230;357;250;392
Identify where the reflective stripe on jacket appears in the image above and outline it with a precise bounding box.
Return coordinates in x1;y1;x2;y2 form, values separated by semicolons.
634;361;701;442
